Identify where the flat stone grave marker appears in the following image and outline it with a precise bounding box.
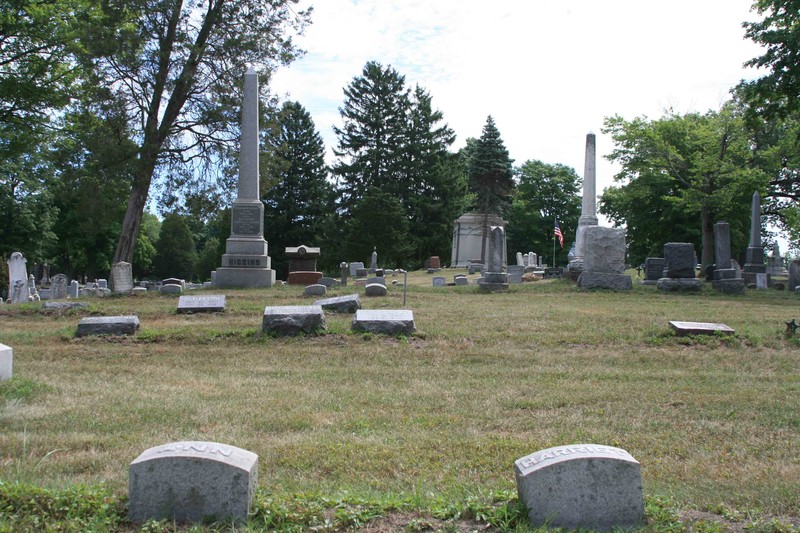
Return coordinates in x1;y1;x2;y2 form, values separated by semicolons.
0;343;11;381
364;283;388;297
262;305;326;336
177;295;226;314
669;321;735;336
129;441;257;524
76;316;140;337
352;309;415;335
313;293;361;313
514;444;644;531
43;301;88;310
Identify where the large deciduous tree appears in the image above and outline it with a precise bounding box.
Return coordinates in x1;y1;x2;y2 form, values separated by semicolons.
262;101;334;277
507;160;581;267
79;0;310;265
600;104;768;269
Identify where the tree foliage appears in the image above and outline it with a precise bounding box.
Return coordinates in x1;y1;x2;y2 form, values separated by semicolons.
75;0;310;264
600;104;769;268
153;213;196;280
467;116;514;217
262;101;334;277
507;160;581;267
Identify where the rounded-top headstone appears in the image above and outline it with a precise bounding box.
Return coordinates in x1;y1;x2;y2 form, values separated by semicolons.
364;283;388;297
304;284;327;297
129;441;258;524
514;443;644;531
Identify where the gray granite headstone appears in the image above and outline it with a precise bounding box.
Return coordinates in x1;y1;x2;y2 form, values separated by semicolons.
663;243;696;278
507;265;524;284
364;283;388;297
304;284;327;297
313;294;361;313
352;309;415;335
76;316;140;337
756;273;768;290
714;221;732;273
160;284;183;295
432;276;446;287
50;274;68;299
349;262;364;277
68;280;79;299
110;261;134;293
97;279;108;290
514;444;644;531
643;257;665;283
177;295;226;313
789;260;800;291
578;227;631;290
262;305;326;336
128;441;257;524
0;343;11;381
43;301;87;310
366;277;386;286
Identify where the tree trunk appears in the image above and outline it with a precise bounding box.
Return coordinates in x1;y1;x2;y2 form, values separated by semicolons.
700;204;715;274
480;211;489;264
112;153;158;264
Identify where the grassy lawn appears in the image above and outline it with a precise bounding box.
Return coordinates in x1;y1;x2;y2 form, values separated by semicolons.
0;270;798;531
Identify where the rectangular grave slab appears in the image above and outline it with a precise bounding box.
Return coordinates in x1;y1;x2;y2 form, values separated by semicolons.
0;343;11;381
515;444;644;531
177;295;226;313
352;309;415;335
76;316;140;337
313;293;361;313
43;301;88;310
262;305;326;336
669;321;735;336
129;441;257;524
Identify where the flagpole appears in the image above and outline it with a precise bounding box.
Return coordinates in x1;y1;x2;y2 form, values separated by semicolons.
553;215;557;268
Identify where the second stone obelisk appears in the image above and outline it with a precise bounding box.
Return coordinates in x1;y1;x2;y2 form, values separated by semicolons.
214;67;276;288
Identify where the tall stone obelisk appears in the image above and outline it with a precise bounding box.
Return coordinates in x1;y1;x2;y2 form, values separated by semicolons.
743;191;766;284
569;132;599;271
214;68;276;288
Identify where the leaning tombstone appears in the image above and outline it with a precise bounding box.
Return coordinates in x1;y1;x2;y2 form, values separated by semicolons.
76;316;140;337
313;294;361;313
110;261;134;294
0;343;12;381
129;441;258;524
514;444;644;531
262;305;326;336
50;274;68;300
177;295;226;314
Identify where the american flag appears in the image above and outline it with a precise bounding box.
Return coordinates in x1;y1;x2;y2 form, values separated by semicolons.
554;221;564;248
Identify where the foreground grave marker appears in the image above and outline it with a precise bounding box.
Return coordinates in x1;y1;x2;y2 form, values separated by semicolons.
514;444;644;531
313;294;361;313
128;441;258;524
352;310;415;335
76;316;140;337
262;305;326;335
0;343;11;381
177;295;226;313
669;321;735;336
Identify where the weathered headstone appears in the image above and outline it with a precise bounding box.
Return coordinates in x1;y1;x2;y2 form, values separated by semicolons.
352;310;415;335
642;257;665;285
110;261;134;293
658;243;701;292
76;316;140;337
159;284;183;295
215;68;276;287
129;441;257;524
287;271;322;285
516;252;524;266
340;262;348;287
349;262;364;277
743;191;766;284
262;305;326;336
96;279;108;290
479;226;509;292
507;265;524;284
284;245;320;273
6;252;31;304
48;273;68;299
767;244;789;276
712;221;744;294
514;444;644;531
577;226;631;290
669;321;735;336
451;212;507;268
313;293;361;313
366;276;386;286
756;273;768;290
355;268;368;278
788;259;800;291
432;276;446;287
364;283;388;297
0;343;11;381
304;284;327;297
27;274;39;301
369;247;378;273
68;280;79;299
177;295;226;313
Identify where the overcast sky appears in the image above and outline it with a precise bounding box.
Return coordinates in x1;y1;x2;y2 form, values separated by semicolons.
270;0;764;217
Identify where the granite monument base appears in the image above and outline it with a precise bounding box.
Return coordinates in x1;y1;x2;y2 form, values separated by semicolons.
214;267;275;288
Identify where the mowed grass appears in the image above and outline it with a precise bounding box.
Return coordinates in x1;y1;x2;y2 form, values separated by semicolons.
0;270;799;521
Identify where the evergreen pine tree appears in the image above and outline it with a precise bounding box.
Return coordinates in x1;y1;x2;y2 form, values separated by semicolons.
333;61;411;214
467;116;515;262
153;213;197;280
262;101;334;277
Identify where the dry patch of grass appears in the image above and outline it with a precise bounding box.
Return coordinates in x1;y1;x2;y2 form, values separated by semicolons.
0;271;798;522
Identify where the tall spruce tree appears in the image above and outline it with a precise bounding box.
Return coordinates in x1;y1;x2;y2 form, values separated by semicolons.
333;61;410;214
467;116;515;262
262;101;334;277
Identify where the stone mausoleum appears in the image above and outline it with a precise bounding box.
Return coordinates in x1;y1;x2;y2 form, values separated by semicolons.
450;212;507;269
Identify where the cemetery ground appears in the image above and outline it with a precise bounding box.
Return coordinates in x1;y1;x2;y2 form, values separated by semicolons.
0;272;799;532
